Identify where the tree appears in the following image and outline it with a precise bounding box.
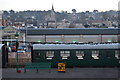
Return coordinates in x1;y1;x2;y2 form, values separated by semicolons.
93;10;98;13
9;10;15;14
84;24;90;28
72;9;76;13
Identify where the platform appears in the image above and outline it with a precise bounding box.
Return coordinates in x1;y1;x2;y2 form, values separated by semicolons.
1;68;120;80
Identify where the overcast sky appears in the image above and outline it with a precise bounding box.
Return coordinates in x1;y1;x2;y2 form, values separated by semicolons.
0;0;119;12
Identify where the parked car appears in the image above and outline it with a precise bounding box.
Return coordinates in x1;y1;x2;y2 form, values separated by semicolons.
17;50;25;53
11;46;16;52
17;47;24;50
20;45;27;51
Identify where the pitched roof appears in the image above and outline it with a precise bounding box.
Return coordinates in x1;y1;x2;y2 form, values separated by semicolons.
20;28;119;35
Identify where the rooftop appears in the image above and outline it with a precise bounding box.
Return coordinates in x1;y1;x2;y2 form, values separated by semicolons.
20;28;120;35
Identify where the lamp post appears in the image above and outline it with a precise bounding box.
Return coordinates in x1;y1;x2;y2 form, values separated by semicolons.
15;32;19;72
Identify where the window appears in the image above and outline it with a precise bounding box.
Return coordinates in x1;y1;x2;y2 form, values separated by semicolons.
106;51;111;58
115;50;120;59
46;51;54;60
60;51;70;59
92;51;99;59
76;51;84;59
34;53;41;58
35;53;40;58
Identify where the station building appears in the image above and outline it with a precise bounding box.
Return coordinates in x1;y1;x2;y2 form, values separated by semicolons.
21;28;119;43
0;26;120;44
0;26;25;45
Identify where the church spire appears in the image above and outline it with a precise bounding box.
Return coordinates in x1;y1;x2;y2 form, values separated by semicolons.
52;3;54;11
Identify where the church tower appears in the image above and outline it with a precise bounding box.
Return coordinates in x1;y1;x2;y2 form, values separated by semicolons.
45;4;56;28
49;4;56;22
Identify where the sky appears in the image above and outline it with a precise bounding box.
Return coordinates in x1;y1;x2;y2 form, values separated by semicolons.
0;0;119;12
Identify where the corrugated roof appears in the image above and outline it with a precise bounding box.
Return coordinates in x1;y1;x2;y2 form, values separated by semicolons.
33;43;120;50
20;28;120;35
